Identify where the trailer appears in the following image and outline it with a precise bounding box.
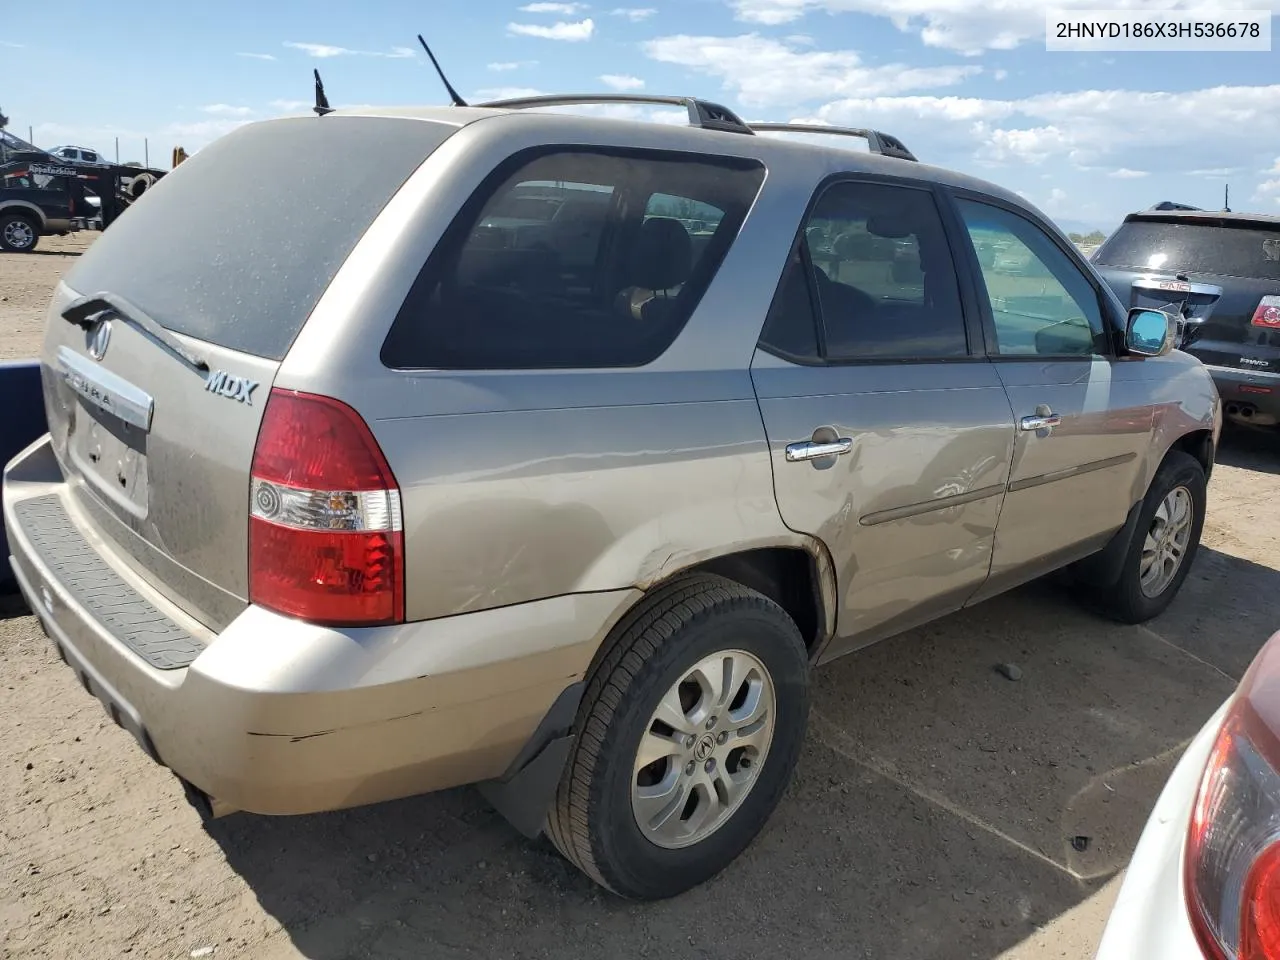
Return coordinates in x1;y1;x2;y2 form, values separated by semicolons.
0;128;173;252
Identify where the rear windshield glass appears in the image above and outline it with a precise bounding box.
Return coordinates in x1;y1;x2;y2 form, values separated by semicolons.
1093;219;1280;281
63;116;456;361
381;148;765;370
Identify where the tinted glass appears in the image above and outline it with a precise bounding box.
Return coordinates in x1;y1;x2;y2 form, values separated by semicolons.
958;199;1105;358
1093;219;1280;281
803;181;968;359
759;245;821;361
64;116;456;361
383;150;765;370
83;152;98;162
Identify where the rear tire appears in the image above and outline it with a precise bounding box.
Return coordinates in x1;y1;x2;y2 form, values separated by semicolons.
546;574;810;900
0;213;38;253
1087;451;1206;624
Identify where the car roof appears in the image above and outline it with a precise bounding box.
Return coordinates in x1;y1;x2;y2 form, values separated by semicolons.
323;103;1043;224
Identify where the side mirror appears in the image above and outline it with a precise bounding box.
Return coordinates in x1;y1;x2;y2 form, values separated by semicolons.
1125;308;1177;358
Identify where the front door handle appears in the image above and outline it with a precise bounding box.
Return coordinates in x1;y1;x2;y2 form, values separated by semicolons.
1020;413;1063;431
786;438;854;462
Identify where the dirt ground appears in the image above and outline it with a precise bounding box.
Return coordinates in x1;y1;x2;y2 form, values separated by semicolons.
2;237;1278;960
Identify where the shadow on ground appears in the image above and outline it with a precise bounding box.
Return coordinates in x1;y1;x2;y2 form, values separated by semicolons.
203;544;1275;960
1215;424;1280;476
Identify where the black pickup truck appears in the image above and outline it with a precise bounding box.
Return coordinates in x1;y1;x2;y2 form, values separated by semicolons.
1093;209;1280;431
0;156;89;252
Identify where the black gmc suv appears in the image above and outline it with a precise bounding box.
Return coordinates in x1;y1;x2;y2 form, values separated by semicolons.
1093;210;1280;431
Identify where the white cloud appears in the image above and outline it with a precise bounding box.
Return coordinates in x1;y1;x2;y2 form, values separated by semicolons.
269;99;310;112
508;19;596;40
600;74;646;91
201;104;254;117
283;41;415;58
803;85;1280;180
727;0;1280;54
612;6;657;19
643;33;980;107
1258;157;1280;203
1042;187;1070;215
165;118;254;143
1108;168;1148;179
474;87;547;102
2;41;25;48
237;52;276;61
993;69;1008;81
1189;168;1240;177
520;1;588;11
284;41;348;57
488;60;538;71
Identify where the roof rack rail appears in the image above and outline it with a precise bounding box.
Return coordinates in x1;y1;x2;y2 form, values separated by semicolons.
748;123;917;162
476;94;756;135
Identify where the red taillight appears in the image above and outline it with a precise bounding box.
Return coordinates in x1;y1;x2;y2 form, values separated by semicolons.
1187;630;1280;960
1252;297;1280;329
1243;845;1280;959
248;388;404;627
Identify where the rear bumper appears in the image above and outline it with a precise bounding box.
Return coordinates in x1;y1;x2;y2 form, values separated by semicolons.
4;434;636;816
1205;365;1280;425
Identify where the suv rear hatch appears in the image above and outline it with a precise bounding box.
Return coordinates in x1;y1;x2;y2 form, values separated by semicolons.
1092;212;1280;370
40;115;457;631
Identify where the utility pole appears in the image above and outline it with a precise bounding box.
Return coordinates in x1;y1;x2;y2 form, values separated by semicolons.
144;138;149;168
1224;184;1231;212
115;137;119;163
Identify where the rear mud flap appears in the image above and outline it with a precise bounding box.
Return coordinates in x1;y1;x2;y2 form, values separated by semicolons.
476;681;584;838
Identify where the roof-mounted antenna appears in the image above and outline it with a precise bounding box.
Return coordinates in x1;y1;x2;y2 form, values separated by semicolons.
313;69;333;117
417;34;468;107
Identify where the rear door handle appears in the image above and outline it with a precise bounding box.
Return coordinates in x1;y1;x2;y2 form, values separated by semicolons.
786;438;854;462
1020;414;1062;431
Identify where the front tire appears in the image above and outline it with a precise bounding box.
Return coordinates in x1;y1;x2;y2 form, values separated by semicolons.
546;574;810;900
1089;451;1206;624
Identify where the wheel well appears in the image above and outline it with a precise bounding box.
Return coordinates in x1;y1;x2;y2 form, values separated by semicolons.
0;206;39;226
684;548;826;653
1168;429;1215;482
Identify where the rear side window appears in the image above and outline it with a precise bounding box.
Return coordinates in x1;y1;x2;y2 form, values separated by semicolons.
381;149;765;370
1094;219;1280;281
63;116;457;361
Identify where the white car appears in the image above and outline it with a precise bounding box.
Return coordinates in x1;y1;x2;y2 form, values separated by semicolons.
1096;628;1280;959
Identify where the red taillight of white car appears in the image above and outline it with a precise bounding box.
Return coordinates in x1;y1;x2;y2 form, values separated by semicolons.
1187;631;1280;960
248;388;405;627
1251;297;1280;329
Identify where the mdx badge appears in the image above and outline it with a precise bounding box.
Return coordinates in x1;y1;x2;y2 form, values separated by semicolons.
205;369;259;405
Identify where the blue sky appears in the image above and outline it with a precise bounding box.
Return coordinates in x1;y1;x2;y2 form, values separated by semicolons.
3;0;1279;232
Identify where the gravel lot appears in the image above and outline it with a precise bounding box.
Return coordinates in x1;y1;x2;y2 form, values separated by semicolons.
2;236;1278;960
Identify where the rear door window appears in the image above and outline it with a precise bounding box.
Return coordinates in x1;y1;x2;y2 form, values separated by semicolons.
381;149;765;370
1093;219;1280;281
62;116;457;361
